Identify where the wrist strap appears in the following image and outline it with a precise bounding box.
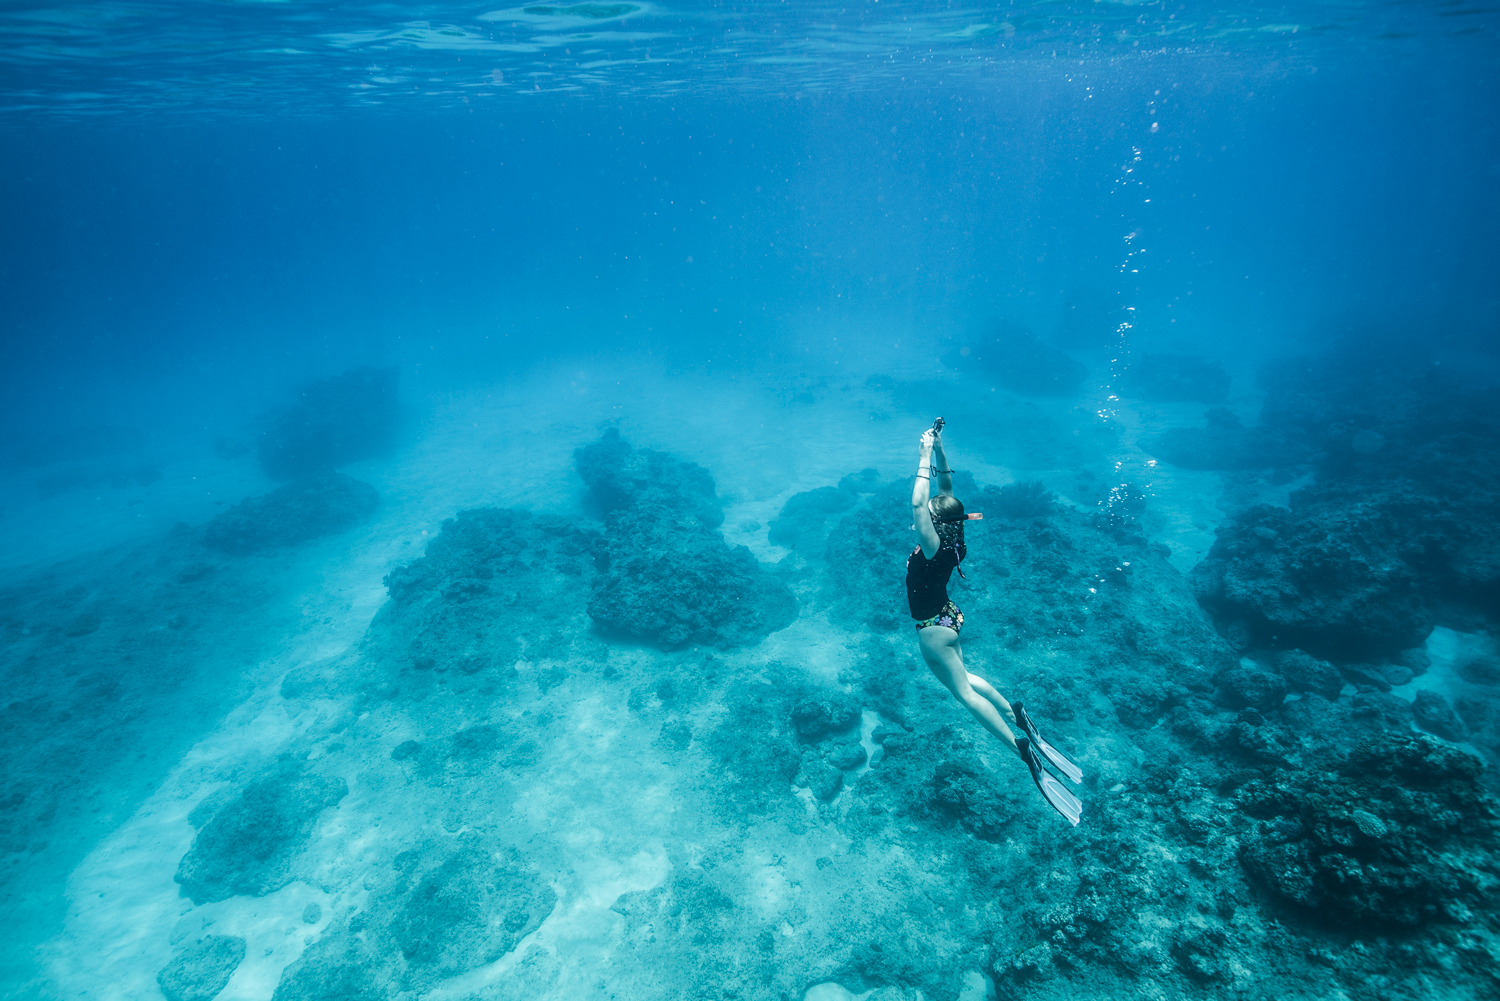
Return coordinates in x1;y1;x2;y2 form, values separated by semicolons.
931;467;953;474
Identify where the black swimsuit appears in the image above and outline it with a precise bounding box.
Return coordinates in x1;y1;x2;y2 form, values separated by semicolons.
906;541;965;633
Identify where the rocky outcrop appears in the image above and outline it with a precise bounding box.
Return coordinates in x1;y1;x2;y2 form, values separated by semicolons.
203;473;378;554
1237;734;1496;926
176;764;348;904
577;430;795;648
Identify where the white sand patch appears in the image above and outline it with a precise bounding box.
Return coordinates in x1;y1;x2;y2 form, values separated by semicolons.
751;609;857;685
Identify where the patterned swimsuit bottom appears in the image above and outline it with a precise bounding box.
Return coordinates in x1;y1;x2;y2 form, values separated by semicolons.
913;599;963;635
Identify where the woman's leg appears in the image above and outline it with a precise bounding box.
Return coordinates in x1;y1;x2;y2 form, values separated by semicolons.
965;670;1019;728
919;627;1019;752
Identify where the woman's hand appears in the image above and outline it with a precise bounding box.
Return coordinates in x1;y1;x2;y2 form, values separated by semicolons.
920;429;936;452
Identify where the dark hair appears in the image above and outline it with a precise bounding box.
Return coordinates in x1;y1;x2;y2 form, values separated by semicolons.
930;495;966;549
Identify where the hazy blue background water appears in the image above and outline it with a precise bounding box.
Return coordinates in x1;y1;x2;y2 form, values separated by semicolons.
3;1;1497;441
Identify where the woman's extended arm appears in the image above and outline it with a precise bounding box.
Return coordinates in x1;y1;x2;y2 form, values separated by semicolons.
912;430;941;558
931;434;954;498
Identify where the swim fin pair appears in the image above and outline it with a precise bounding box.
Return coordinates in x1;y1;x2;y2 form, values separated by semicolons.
1013;701;1083;826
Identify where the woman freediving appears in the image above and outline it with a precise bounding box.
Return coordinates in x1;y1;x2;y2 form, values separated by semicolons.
908;420;1084;825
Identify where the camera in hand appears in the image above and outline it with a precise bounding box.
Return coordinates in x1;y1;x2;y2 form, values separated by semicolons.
931;417;945;434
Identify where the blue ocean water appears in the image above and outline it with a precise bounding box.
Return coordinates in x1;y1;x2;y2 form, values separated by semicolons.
2;3;1499;1000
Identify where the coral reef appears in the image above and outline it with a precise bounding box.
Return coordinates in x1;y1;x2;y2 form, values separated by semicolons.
577;430;795;647
271;839;553;999
258;367;399;480
704;674;803;817
156;934;246;1001
990;480;1056;520
1191;499;1433;661
160;456;1500;1001
769;486;857;550
175;763;348;904
363;506;603;688
25;409;1500;1001
1163;339;1500;665
203;473;379;554
0;526;330;970
1237;733;1496;926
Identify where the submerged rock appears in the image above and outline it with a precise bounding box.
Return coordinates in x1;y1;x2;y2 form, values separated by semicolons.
768;486;856;549
390;852;554;977
1236;733;1496;926
930;759;1015;841
271;840;553;998
1147;407;1293;471
575;426;721;527
790;690;861;741
258;366;399;480
1212;664;1288;712
990;480;1056;521
705;676;801;818
1339;662;1394;693
175;764;348;904
837;467;881;494
371;506;602;682
577;430;795;648
203;473;378;554
799;752;844;800
826;739;869;771
1380;663;1415;687
1184;339;1500;665
1459;654;1500;685
1411;690;1465;741
1274;649;1345;701
157;935;246;1001
1191;500;1433;663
